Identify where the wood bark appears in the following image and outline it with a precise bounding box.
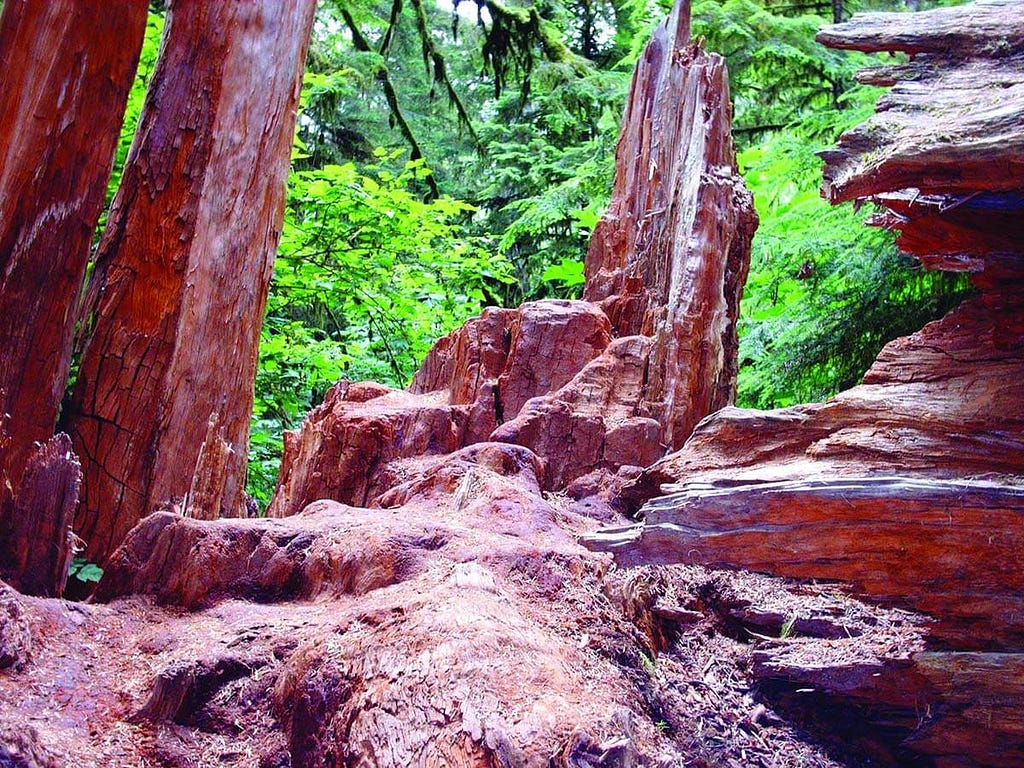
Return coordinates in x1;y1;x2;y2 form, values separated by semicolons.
0;434;81;598
64;0;317;563
584;16;1024;762
0;1;146;513
583;0;757;449
584;476;1024;648
184;412;233;521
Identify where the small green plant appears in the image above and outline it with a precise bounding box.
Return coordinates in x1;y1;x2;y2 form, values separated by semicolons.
68;557;103;584
780;615;798;639
639;650;657;677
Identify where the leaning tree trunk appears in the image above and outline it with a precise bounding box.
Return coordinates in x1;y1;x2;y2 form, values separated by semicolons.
64;0;317;564
0;1;146;516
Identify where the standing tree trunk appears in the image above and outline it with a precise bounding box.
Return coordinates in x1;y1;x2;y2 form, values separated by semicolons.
64;0;317;564
0;1;147;515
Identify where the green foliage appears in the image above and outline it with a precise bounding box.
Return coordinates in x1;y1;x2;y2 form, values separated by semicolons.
249;152;513;506
691;0;872;145
68;557;103;584
540;256;586;294
277;153;511;383
470;62;627;301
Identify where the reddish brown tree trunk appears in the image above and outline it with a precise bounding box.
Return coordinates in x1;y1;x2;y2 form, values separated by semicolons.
64;0;316;564
0;1;146;512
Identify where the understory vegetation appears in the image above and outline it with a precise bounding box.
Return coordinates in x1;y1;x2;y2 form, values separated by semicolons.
125;0;968;506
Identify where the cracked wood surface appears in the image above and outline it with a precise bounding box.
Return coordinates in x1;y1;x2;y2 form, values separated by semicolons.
0;435;81;598
817;0;1024;272
587;8;1024;759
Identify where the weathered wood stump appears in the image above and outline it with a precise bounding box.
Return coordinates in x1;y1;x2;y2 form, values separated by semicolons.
0;434;81;598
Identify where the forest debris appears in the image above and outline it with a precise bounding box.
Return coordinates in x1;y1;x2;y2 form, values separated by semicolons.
0;581;31;671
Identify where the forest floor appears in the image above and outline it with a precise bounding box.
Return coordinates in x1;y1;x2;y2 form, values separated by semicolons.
0;475;927;768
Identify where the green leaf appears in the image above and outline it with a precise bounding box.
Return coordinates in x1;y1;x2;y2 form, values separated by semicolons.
540;257;585;287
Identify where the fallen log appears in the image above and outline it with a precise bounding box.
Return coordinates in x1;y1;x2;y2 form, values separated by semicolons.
583;476;1024;649
818;0;1024;266
753;645;1024;768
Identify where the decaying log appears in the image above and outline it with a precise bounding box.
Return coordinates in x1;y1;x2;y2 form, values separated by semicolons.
0;581;31;671
819;52;1024;203
0;434;81;598
867;191;1024;272
64;1;317;563
818;0;1024;270
97;444;687;766
268;0;755;515
268;382;472;516
816;0;1024;56
135;656;255;724
906;652;1024;766
589;7;1024;761
0;2;147;510
622;292;1024;509
95;506;433;610
753;645;1024;768
585;476;1024;648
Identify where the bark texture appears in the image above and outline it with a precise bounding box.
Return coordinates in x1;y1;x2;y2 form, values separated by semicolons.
0;1;146;514
0;435;81;598
64;1;316;563
267;0;755;517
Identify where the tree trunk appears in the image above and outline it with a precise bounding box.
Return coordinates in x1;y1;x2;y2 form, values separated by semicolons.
0;1;146;516
64;0;317;564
